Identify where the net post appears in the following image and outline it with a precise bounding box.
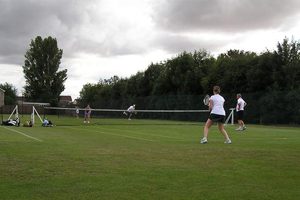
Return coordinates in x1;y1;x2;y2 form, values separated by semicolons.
33;106;44;123
21;95;24;117
31;106;35;125
230;108;234;125
8;105;18;120
225;108;235;126
43;106;45;120
1;106;3;124
16;105;19;118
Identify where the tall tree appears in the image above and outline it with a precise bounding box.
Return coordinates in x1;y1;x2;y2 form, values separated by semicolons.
0;83;17;105
78;83;101;107
23;36;67;105
273;38;300;90
205;50;257;94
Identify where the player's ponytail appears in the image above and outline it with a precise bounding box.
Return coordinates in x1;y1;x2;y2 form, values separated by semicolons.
213;86;221;94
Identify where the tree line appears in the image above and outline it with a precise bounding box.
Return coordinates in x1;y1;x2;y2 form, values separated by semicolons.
78;38;300;124
1;37;299;124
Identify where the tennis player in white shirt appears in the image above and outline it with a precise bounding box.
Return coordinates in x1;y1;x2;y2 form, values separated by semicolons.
236;93;247;131
123;104;136;120
200;86;232;144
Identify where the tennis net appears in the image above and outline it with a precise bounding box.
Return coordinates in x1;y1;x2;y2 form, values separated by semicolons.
43;107;210;126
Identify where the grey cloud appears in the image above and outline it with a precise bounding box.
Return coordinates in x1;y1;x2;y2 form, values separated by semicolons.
0;0;150;65
0;0;89;35
2;0;299;67
0;38;24;65
153;0;300;32
72;37;148;57
154;33;229;53
0;0;97;64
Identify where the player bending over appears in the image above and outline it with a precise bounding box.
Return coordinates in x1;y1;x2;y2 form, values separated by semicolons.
123;104;136;120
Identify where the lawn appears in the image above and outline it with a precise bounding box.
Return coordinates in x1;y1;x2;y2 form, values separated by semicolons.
0;116;299;200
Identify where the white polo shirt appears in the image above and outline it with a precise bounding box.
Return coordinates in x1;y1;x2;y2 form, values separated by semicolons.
236;98;246;111
127;106;135;112
210;94;226;116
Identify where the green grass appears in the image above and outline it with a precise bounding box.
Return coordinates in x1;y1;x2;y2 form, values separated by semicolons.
0;116;300;200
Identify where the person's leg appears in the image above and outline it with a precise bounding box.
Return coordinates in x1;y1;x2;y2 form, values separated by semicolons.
128;112;132;120
203;119;213;138
236;112;243;130
236;119;242;129
241;120;246;130
240;120;244;126
236;111;245;130
201;119;213;143
218;123;231;143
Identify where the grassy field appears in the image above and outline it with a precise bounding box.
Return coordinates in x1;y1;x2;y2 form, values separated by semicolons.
0;116;299;200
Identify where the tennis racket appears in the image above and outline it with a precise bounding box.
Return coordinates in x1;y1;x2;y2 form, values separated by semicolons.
203;94;210;106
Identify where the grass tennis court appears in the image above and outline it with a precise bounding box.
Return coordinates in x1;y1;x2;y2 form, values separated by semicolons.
1;117;300;200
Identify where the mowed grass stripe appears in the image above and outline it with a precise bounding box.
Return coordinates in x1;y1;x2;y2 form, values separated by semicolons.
1;126;43;142
65;126;156;142
90;120;205;143
96;126;186;141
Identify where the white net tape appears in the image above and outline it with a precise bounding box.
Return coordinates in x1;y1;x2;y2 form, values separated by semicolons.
44;107;209;113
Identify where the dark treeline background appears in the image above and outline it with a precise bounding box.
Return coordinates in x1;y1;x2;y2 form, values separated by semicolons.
78;38;300;124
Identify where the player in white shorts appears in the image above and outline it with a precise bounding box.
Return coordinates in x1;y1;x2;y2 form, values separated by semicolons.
200;86;231;144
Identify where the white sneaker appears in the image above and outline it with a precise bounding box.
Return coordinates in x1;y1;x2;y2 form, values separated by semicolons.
128;118;131;120
235;127;243;131
200;137;208;144
224;139;232;144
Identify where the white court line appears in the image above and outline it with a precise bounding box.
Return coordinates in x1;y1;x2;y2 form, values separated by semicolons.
66;126;155;142
2;126;43;142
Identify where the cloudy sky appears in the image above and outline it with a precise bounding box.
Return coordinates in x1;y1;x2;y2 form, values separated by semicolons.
1;0;300;100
